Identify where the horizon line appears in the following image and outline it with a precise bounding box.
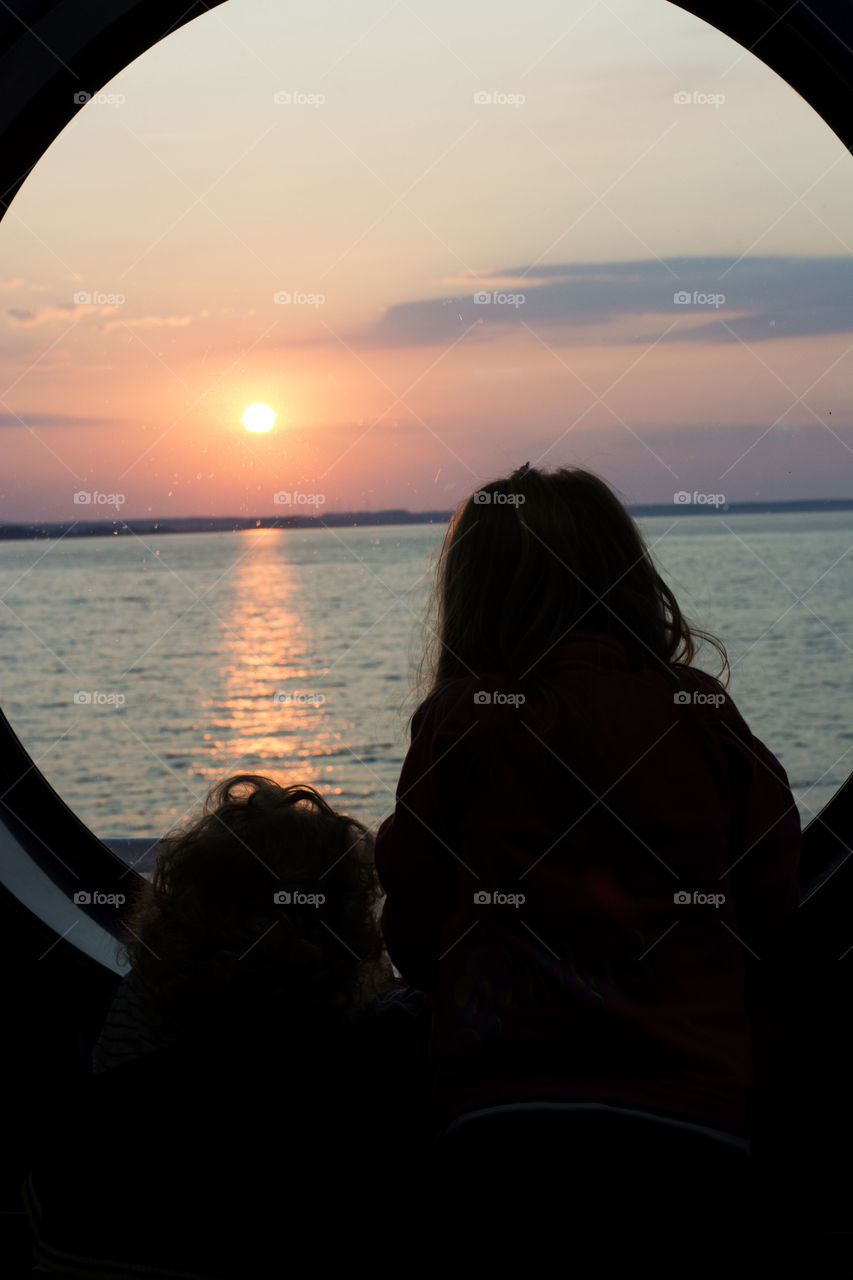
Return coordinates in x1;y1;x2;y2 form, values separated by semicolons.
2;496;853;540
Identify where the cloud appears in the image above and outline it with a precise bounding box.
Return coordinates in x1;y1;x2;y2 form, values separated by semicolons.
102;314;192;332
7;303;84;327
5;304;192;330
0;278;51;293
0;410;112;428
332;256;853;349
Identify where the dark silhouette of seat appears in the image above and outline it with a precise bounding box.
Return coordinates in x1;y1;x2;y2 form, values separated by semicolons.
432;1100;754;1274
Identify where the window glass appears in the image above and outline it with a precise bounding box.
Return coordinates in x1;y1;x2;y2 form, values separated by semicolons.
1;0;851;840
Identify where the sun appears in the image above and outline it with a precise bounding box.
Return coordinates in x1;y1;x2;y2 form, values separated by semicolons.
241;403;277;433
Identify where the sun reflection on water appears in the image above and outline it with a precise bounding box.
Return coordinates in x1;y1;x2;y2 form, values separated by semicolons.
200;529;338;794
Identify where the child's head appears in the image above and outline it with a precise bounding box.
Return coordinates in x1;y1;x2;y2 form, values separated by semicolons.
422;464;727;696
123;775;391;1051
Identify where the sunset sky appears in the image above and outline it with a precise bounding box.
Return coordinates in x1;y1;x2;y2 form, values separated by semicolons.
1;0;852;521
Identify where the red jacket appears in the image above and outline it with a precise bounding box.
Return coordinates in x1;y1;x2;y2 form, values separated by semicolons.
374;631;801;1138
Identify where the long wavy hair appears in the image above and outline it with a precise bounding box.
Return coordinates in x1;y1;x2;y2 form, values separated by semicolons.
122;775;393;1054
417;465;729;711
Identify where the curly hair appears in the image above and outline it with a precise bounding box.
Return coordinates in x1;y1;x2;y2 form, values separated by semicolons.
417;465;729;708
122;775;394;1053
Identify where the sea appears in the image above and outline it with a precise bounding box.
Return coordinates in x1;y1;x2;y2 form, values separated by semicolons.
0;513;851;848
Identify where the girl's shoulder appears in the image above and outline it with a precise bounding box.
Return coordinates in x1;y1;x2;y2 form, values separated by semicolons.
411;673;491;731
671;664;750;734
410;670;534;751
670;665;791;788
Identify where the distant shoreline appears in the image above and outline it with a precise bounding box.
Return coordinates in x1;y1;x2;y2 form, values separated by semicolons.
1;499;852;541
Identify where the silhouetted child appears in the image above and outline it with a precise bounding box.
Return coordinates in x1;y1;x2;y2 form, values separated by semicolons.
375;465;801;1268
26;776;431;1276
93;774;403;1068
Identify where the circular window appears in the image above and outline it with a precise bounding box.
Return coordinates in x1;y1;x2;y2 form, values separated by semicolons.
1;0;852;938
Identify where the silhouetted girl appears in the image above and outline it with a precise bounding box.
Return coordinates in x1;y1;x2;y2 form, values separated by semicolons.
375;465;801;1265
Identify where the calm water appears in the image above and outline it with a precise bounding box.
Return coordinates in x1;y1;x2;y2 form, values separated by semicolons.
1;514;851;844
